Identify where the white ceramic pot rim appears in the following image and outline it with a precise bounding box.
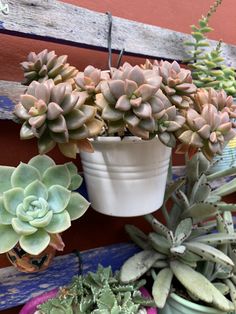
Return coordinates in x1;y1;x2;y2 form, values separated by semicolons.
89;135;161;144
170;293;224;313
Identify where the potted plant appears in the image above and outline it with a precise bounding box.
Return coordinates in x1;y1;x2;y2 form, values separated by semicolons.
20;265;157;314
0;154;89;272
184;0;236;173
120;151;236;313
14;50;236;217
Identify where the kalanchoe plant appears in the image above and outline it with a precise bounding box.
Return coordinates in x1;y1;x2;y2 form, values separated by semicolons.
0;155;89;255
21;49;79;86
35;265;155;314
120;152;236;312
14;79;103;158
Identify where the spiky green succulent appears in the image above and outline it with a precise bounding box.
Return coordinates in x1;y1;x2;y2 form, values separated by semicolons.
14;79;103;158
36;265;154;314
21;49;79;86
176;88;236;160
0;155;89;255
120;152;236;312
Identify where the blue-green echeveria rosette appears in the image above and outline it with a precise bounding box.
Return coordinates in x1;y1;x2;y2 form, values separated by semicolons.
0;155;89;255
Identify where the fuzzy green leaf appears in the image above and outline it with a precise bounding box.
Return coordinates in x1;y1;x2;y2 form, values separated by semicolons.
152;268;173;309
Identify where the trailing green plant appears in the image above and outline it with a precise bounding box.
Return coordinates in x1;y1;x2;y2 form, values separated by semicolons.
0;155;89;255
36;265;155;314
120;152;236;311
184;0;236;96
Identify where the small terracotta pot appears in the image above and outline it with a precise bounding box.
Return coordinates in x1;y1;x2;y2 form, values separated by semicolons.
6;243;56;273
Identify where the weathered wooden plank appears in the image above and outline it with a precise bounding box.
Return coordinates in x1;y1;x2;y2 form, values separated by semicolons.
1;0;236;64
0;242;140;310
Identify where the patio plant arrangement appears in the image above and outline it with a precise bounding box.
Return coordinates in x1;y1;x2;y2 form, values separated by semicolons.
120;151;236;313
20;265;157;314
0;154;89;272
14;49;236;216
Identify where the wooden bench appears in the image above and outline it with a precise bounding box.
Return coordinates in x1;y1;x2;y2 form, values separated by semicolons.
1;0;236;311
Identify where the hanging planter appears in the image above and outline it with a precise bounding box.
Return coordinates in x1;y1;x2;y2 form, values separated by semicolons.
6;243;56;273
159;293;226;314
80;136;171;217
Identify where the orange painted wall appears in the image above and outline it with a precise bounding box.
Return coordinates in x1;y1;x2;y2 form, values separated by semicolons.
1;1;236;312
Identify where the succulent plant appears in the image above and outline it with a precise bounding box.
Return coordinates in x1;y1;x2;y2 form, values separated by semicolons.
21;49;79;86
94;62;186;143
142;59;197;109
120;152;236;312
36;265;154;314
184;0;236;96
0;155;89;255
14;79;103;158
176;88;236;160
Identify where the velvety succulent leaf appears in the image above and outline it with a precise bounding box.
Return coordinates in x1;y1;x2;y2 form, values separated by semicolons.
192;233;236;245
0;225;19;253
28;155;55;175
24;180;48;200
144;214;170;237
44;210;71;233
170;260;213;303
152;268;173;309
120;250;162;283
213;178;236;197
149;232;171;254
3;187;24;215
185;242;234;267
11;163;41;189
47;185;71;213
190;183;211;204
210;280;235;312
43;165;71;188
66;192;89;220
207;166;236;182
0;166;14;194
19;229;50;255
125;224;150;250
174;218;192;244
181;202;218;223
12;217;37;235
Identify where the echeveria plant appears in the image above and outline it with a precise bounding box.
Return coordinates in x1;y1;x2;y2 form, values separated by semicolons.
0;155;89;255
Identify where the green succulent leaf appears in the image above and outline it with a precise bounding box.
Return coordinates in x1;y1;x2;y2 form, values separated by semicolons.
66;192;89;220
0;198;14;224
152;267;173;309
170;260;213;303
11;163;41;188
0;166;14;195
44;210;71;233
24;180;48;200
0;225;19;253
3;187;24;215
120;249;162;283
12;218;37;235
29;210;53;228
19;229;50;255
47;185;71;213
42;165;71;188
28;155;55;175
